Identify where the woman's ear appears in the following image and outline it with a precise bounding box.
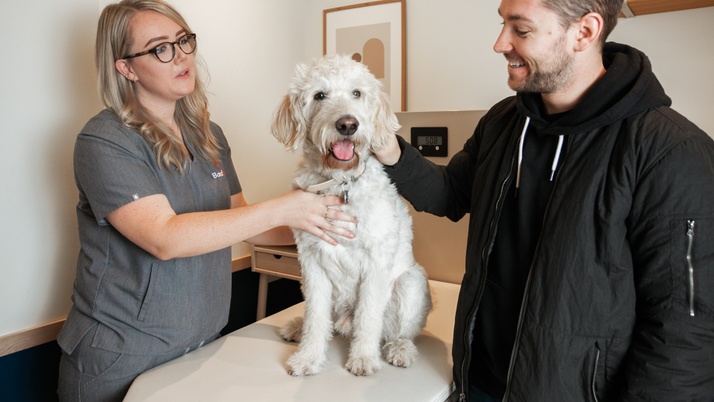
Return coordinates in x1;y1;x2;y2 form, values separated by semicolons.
574;12;604;52
115;59;137;82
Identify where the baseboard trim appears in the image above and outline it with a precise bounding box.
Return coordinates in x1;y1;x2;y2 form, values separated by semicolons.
0;255;253;358
0;319;64;358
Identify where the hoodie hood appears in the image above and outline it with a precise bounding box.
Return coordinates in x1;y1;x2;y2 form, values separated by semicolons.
516;42;672;136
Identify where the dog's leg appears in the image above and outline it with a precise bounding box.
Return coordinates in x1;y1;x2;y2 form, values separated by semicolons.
382;265;432;368
345;271;392;376
332;303;354;337
279;316;304;343
286;265;334;376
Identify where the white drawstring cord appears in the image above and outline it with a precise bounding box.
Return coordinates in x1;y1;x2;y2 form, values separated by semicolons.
515;117;530;190
550;135;564;181
516;117;564;189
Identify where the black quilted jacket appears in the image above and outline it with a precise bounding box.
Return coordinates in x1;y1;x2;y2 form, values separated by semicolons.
385;43;714;401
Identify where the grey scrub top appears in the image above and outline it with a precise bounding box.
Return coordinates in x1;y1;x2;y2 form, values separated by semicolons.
58;109;242;356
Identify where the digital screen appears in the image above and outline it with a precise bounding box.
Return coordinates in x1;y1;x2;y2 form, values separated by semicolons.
411;126;447;157
417;136;443;146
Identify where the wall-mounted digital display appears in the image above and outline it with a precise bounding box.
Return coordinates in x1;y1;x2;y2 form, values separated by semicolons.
411;127;448;157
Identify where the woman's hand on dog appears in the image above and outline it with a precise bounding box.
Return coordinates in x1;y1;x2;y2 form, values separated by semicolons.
280;190;356;245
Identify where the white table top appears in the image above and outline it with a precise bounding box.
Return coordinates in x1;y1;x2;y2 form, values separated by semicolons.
125;280;459;402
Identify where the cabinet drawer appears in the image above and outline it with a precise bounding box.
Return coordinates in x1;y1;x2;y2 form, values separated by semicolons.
252;245;301;280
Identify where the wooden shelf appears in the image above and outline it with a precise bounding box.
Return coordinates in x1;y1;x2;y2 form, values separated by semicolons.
621;0;714;17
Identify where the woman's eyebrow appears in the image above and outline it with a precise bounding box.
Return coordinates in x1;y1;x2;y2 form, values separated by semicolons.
143;29;187;47
144;35;168;47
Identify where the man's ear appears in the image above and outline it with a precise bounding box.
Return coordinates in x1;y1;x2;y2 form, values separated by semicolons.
574;12;604;52
115;59;137;82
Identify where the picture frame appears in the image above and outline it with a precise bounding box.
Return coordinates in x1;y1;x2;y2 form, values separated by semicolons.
323;0;406;111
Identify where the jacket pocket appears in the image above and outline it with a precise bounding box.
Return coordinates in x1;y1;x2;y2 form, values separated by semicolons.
589;337;628;402
671;218;714;319
590;343;603;402
686;220;695;316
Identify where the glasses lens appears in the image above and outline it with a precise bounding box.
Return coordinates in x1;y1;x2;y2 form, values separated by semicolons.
179;34;196;55
150;35;196;63
154;42;175;63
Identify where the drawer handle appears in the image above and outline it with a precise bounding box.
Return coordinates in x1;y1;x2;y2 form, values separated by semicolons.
272;254;283;260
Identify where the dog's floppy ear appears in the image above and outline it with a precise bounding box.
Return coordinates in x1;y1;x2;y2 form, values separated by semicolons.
371;91;402;151
271;94;306;151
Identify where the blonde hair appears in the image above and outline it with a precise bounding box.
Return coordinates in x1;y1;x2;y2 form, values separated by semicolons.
96;0;220;172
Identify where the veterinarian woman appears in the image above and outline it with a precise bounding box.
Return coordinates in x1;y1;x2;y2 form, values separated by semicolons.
56;1;354;400
374;0;714;400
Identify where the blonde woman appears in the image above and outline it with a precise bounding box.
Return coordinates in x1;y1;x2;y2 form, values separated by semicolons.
57;1;353;400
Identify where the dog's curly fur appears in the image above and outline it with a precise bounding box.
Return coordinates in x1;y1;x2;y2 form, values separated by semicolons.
271;55;433;377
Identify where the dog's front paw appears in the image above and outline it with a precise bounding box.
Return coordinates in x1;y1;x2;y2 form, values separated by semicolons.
383;339;418;368
345;355;382;376
286;352;325;376
279;317;303;343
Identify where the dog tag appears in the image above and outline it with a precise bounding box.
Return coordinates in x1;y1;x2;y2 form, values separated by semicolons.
341;182;351;204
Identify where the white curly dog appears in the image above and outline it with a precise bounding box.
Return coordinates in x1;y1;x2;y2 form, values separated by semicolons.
271;55;433;377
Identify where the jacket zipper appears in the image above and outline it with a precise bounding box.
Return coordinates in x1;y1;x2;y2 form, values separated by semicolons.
458;142;519;402
687;220;695;317
502;261;535;402
502;136;568;401
591;347;601;402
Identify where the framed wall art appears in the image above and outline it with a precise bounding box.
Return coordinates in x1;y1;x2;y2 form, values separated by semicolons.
323;0;406;111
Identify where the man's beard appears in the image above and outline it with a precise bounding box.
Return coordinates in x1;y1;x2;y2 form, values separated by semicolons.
509;36;574;94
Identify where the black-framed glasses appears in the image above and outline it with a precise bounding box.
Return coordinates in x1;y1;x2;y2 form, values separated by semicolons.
122;33;197;63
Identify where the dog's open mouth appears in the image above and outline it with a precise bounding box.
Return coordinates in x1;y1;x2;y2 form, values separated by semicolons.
330;140;355;161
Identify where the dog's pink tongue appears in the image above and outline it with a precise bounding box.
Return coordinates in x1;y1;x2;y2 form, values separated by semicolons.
332;140;354;161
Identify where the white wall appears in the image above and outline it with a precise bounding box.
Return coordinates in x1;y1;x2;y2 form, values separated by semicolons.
1;0;101;337
1;0;713;337
610;8;714;136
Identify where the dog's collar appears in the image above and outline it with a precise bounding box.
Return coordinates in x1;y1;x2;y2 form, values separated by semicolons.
306;162;366;194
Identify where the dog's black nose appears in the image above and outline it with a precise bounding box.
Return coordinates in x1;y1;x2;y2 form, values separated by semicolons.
336;116;359;136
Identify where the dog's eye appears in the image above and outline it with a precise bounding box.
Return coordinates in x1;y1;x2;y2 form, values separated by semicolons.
314;92;326;101
352;90;361;98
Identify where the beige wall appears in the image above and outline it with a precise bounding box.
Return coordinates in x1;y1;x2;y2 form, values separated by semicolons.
395;110;488;284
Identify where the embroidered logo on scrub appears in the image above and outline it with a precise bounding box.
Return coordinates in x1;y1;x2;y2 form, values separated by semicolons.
211;159;225;179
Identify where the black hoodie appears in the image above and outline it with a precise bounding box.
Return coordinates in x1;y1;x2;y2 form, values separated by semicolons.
386;43;714;401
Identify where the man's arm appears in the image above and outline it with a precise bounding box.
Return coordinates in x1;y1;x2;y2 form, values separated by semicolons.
623;132;714;400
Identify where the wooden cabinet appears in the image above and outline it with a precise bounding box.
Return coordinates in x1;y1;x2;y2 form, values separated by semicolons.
252;245;301;280
621;0;714;17
251;245;301;319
